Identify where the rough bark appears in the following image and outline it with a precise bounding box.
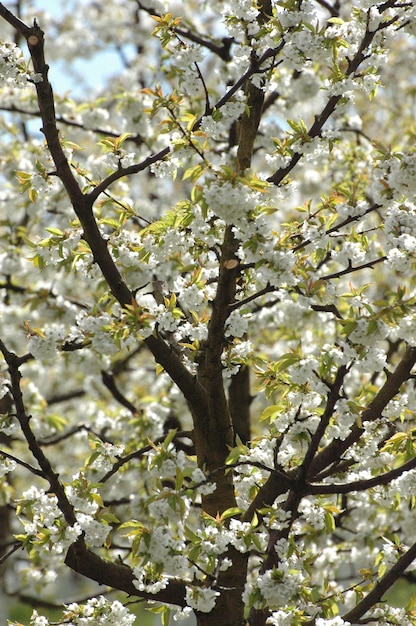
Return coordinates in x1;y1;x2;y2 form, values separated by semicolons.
229;365;252;444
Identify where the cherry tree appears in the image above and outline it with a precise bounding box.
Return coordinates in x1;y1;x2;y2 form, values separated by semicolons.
1;1;416;625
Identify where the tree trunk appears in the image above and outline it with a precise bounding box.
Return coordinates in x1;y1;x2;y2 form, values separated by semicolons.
195;548;248;626
229;365;252;444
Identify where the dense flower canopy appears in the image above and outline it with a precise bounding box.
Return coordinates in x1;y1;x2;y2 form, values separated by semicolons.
1;1;416;625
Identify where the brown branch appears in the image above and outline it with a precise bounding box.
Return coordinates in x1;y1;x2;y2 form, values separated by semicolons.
292;203;381;253
87;147;170;204
0;105;145;143
0;338;77;526
39;424;114;447
342;540;416;623
0;541;22;565
65;538;187;607
229;365;252;444
99;430;194;483
309;345;416;479
101;371;141;416
313;0;340;17
229;283;274;311
137;1;233;61
196;13;268;474
267;13;380;186
320;255;386;281
0;11;209;420
267;94;342;185
299;365;348;477
0;448;43;477
46;388;86;406
0;2;32;36
195;225;241;517
307;454;416;495
243;346;416;522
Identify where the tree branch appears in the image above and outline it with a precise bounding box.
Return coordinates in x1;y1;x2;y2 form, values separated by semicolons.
243;345;416;522
313;0;340;17
137;1;233;61
309;345;416;479
299;365;348;477
0;339;77;526
100;371;141;416
308;454;416;495
0;105;145;144
0;10;209;420
267;14;380;186
342;540;416;623
0;449;43;477
99;430;194;483
65;538;187;607
0;2;32;36
320;255;386;281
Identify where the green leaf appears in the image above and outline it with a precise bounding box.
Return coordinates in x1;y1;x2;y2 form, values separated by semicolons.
162;607;171;626
184;525;201;543
162;428;178;450
45;227;64;236
324;509;336;533
220;507;242;521
327;17;345;25
114;132;133;150
260;405;280;421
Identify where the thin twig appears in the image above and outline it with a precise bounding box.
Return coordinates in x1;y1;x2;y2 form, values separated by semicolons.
0;541;22;564
0;448;43;476
99;430;194;483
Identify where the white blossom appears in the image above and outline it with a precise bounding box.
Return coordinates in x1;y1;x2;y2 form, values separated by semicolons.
185;585;220;613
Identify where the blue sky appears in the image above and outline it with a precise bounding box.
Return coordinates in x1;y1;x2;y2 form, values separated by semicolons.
30;0;132;97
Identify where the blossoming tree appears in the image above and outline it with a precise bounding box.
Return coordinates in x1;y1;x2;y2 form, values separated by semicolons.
1;0;416;624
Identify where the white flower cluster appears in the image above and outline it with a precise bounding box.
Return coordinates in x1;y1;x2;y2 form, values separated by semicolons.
203;179;263;225
391;314;416;346
366;605;415;626
66;474;113;547
88;439;125;473
316;618;351;626
383;202;416;273
28;324;67;362
222;0;259;23
0;376;10;401
185;585;220;613
200;96;246;140
102;150;136;170
170;40;205;94
0;455;16;478
81;106;111;130
16;475;116;555
245;547;306;609
75;310;120;356
225;310;249;338
18;485;82;555
387;154;416;197
266;609;297;625
0;42;42;88
297;498;326;531
63;596;136;626
29;596;136;626
150;156;179;179
128;449;224;594
28;611;50;626
133;561;170;594
234;441;277;507
222;339;253;378
348;317;389;348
